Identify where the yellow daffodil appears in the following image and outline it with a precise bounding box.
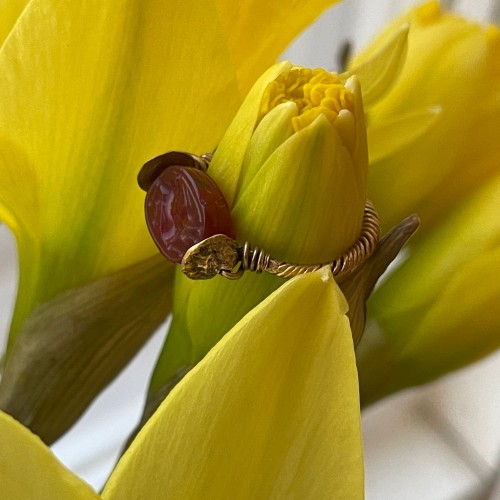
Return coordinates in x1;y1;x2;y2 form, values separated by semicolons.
359;173;500;405
353;0;500;235
148;62;369;401
352;2;500;404
2;0;498;492
0;0;342;442
2;269;363;499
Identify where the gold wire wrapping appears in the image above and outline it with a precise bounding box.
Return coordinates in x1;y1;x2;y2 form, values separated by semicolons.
222;200;379;280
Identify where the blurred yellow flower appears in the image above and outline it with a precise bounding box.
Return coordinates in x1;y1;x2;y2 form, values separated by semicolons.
353;0;500;235
355;1;500;404
359;173;500;405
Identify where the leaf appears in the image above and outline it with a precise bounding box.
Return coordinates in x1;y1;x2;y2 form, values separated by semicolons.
0;255;173;444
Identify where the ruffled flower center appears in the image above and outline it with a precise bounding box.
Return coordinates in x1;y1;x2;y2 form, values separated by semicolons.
259;67;354;132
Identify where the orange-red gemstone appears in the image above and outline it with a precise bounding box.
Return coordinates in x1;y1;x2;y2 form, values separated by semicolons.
145;166;235;263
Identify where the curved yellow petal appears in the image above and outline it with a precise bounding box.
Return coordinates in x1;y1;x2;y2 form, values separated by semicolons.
358;1;500;234
0;0;27;47
207;61;291;206
359;173;500;404
0;0;241;348
215;0;341;93
233;113;363;261
0;410;99;499
402;245;500;374
372;174;500;329
103;268;363;499
344;23;409;107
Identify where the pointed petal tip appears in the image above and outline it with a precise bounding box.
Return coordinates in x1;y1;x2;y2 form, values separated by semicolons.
319;264;334;283
0;410;99;499
402;213;421;235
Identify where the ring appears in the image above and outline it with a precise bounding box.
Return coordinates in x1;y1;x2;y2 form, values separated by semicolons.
138;151;380;280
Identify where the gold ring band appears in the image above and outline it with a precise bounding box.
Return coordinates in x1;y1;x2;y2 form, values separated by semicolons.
181;200;380;280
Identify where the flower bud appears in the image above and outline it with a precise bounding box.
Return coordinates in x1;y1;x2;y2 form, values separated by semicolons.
352;1;500;234
358;174;500;405
149;62;368;394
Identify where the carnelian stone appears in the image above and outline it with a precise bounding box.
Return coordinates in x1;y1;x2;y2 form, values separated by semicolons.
145;166;235;263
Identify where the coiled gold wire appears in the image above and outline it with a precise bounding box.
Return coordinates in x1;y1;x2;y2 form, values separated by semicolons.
234;200;380;279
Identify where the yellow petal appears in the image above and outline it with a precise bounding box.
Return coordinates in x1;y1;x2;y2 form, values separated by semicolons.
103;268;363;499
233;113;364;261
0;0;241;348
343;23;409;107
359;1;500;233
359;173;500;404
402;245;500;374
0;0;27;47
235;100;297;191
367;106;441;164
216;0;341;93
208;61;291;206
372;174;500;329
0;410;99;499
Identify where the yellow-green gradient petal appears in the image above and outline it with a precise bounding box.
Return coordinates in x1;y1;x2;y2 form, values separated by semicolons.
0;0;241;348
215;0;340;93
358;1;500;234
373;175;500;335
234;114;363;261
402;246;500;373
0;411;99;499
208;61;291;206
0;0;27;47
104;268;363;500
359;174;500;404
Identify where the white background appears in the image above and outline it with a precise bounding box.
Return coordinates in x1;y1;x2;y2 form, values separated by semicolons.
1;1;500;498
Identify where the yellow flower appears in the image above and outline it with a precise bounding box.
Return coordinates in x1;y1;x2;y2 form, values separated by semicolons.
353;1;500;235
0;0;341;441
352;2;500;404
359;173;500;405
149;62;368;397
2;269;363;499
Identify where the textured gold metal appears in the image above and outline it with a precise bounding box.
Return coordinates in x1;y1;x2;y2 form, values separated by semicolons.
181;234;240;280
180;201;380;281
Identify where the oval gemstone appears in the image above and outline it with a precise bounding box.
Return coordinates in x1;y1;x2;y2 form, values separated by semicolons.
145;166;235;263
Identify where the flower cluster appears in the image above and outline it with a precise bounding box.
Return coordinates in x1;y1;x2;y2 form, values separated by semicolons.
0;0;499;497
